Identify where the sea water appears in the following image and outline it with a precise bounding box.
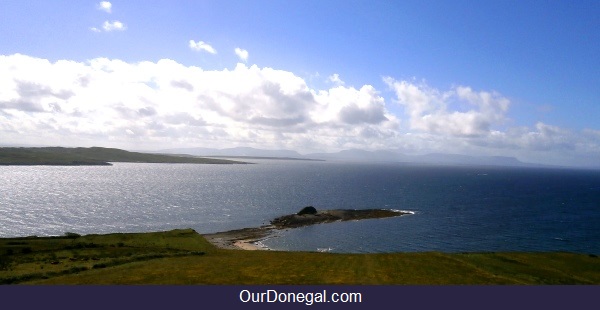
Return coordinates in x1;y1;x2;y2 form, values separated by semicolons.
1;160;599;254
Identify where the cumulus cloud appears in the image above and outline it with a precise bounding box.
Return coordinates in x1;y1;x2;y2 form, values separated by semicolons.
102;20;126;32
189;40;217;54
1;54;597;166
482;122;577;152
91;21;126;32
0;54;399;152
380;77;600;166
328;73;345;86
97;1;112;13
90;2;125;32
234;48;248;62
384;78;509;137
314;85;390;126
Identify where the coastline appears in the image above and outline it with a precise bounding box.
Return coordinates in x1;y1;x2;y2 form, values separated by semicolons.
2;227;598;285
203;208;410;251
203;226;274;251
0;146;248;165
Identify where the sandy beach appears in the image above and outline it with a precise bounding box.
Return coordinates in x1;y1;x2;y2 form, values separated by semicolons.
202;226;274;250
233;240;265;250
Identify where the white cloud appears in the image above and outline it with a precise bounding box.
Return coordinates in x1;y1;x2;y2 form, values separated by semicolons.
312;85;392;126
328;73;345;86
234;48;248;62
97;1;112;13
384;78;509;137
189;40;217;54
102;20;126;32
0;54;400;152
1;54;598;167
91;2;125;33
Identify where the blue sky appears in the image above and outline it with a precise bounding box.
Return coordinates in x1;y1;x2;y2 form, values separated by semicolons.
0;1;599;167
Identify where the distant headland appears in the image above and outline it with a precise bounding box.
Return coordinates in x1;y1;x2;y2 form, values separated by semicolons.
204;206;410;250
0;146;248;165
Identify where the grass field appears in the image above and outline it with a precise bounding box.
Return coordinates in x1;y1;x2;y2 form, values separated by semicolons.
0;146;245;165
1;229;598;285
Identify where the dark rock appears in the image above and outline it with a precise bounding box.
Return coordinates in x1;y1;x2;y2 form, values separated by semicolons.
297;206;317;215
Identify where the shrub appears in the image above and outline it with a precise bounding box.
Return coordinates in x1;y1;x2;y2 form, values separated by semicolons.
0;256;12;271
6;241;26;245
64;232;81;239
67;242;99;249
69;266;88;273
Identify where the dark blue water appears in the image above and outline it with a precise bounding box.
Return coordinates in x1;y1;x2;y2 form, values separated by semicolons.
262;164;600;253
1;160;599;254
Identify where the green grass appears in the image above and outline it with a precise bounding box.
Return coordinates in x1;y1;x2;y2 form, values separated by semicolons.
0;146;246;165
1;229;598;285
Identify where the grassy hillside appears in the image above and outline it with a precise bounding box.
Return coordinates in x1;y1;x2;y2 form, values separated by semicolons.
0;147;246;165
1;229;598;285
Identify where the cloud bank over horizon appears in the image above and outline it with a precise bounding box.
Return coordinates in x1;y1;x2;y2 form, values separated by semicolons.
0;54;598;167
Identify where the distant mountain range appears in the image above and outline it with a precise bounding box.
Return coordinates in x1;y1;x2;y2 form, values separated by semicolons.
159;147;540;167
160;146;305;159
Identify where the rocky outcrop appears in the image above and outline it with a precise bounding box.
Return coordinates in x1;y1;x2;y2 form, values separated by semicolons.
297;206;318;215
203;207;411;250
272;207;407;229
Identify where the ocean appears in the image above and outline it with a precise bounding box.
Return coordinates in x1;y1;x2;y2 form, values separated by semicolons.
1;160;599;254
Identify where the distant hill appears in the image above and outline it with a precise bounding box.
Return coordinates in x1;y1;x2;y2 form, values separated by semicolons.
0;147;246;166
306;149;406;162
412;153;525;166
159;146;534;167
160;147;310;160
305;149;532;167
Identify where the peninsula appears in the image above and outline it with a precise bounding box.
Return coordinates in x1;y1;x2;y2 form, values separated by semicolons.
0;146;247;165
204;207;409;250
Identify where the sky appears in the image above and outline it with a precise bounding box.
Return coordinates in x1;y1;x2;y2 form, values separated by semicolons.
0;1;599;167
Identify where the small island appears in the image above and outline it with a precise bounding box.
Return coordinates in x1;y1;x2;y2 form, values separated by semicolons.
203;206;410;250
0;146;247;165
271;206;406;228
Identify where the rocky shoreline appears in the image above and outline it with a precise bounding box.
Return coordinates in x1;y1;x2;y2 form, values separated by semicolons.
202;207;410;251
